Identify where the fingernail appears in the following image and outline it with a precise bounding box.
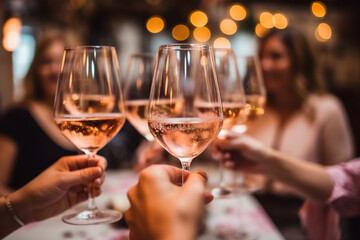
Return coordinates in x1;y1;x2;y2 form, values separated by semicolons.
96;167;102;174
193;170;208;181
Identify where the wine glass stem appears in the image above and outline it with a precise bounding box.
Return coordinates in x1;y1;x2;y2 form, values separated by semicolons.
87;152;97;210
180;159;192;185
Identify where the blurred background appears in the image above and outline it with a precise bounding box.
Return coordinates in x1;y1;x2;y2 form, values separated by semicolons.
0;0;359;148
0;0;359;153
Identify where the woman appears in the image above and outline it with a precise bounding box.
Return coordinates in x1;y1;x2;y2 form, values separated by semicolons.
0;31;78;195
245;27;354;238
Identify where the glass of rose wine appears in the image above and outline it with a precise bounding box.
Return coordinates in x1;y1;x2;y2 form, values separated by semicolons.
54;46;126;225
231;55;266;195
210;48;246;198
124;53;155;141
148;44;223;184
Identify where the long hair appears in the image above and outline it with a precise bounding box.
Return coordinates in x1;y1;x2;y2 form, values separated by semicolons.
22;30;78;103
259;27;326;104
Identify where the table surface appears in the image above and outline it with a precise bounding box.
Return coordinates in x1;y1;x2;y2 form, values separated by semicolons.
5;166;285;240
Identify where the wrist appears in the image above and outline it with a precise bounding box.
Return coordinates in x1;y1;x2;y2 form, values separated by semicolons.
9;188;34;224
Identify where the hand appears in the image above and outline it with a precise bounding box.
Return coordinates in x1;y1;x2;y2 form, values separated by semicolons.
10;155;107;223
213;133;273;173
133;140;165;172
125;165;213;240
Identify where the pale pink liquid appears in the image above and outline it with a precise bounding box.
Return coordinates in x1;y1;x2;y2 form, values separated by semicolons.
148;117;223;159
55;113;126;154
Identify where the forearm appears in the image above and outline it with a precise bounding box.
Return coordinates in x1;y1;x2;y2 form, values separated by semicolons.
264;150;333;202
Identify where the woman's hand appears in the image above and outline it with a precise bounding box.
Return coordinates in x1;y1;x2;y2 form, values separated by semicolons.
10;154;107;223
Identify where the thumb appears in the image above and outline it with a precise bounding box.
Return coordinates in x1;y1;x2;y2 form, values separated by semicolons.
62;167;103;188
181;171;207;197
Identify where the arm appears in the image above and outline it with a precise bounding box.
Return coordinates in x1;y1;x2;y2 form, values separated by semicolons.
0;155;106;238
0;135;18;195
214;134;333;202
125;165;212;240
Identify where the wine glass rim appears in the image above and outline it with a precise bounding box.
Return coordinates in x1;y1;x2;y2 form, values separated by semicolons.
64;45;116;51
159;43;210;50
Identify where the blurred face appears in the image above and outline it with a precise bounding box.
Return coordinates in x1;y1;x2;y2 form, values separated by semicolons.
260;36;293;94
37;41;64;101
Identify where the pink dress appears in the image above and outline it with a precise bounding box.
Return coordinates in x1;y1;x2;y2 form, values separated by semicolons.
299;159;360;240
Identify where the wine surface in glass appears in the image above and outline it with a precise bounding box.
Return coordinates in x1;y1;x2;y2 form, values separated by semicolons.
148;117;222;159
244;95;266;122
55;113;126;153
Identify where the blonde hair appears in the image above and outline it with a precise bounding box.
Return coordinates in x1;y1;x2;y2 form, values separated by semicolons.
23;30;79;103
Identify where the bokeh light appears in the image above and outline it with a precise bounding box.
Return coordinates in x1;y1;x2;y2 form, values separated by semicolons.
2;17;22;52
315;23;332;42
259;12;274;29
255;23;269;38
311;1;326;18
189;10;208;27
213;37;231;48
146;16;165;33
220;19;237;35
193;27;211;42
229;4;247;21
273;13;288;29
172;24;190;41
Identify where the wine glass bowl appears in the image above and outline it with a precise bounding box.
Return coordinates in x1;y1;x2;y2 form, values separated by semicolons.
148;44;223;183
124;53;156;141
54;46;125;225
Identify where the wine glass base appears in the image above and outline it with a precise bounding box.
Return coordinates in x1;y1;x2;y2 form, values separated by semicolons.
62;209;122;225
210;186;237;199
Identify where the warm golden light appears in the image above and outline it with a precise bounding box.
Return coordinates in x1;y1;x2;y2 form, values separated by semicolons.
146;16;165;33
255;23;269;38
273;13;288;29
193;27;211;42
146;0;161;6
220;19;237;35
311;1;326;18
2;17;22;52
315;23;332;42
229;4;247;21
172;24;190;41
189;10;208;27
213;37;231;48
259;12;274;29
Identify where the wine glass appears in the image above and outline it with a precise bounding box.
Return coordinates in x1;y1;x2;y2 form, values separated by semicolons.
210;48;246;198
54;46;126;225
231;55;266;194
232;55;266;134
148;43;223;185
124;53;156;141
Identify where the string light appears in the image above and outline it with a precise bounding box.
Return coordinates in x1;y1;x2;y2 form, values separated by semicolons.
259;12;274;29
172;24;190;41
146;16;165;33
213;37;231;48
273;13;288;29
229;4;247;21
193;27;211;42
220;19;237;35
189;10;208;27
315;23;332;42
255;23;269;38
311;1;326;18
2;17;22;52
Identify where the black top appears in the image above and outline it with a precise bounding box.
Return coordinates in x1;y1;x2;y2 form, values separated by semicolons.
0;107;77;189
0;107;143;189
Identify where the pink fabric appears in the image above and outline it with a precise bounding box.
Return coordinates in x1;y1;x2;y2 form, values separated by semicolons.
299;201;340;240
299;159;360;240
326;159;360;216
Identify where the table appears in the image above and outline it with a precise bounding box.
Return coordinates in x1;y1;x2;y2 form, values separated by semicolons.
4;167;284;240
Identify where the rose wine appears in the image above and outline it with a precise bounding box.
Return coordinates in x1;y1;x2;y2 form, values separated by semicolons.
64;94;116;115
244;95;266;122
148;117;223;159
55;113;126;154
125;99;153;141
